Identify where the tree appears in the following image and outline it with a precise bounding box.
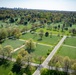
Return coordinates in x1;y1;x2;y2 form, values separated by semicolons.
12;28;21;39
72;63;76;75
38;56;45;65
41;68;48;75
39;30;44;40
58;25;60;30
61;23;65;32
16;54;22;65
8;71;13;75
71;28;76;35
9;18;14;23
0;45;5;60
7;27;13;37
53;26;57;31
63;56;71;75
45;32;49;37
3;45;13;57
19;48;28;57
24;54;32;66
24;21;27;25
55;61;61;70
12;55;22;73
25;39;36;53
0;28;8;43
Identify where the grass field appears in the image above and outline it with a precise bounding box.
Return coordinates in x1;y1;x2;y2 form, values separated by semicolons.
12;44;52;63
12;44;51;58
64;37;76;46
36;28;70;36
1;39;24;49
57;46;76;59
20;33;61;45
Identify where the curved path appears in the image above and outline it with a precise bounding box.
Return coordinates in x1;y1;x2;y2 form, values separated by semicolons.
33;36;67;75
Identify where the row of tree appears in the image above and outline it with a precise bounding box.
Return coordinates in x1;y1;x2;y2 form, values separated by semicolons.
49;55;76;75
0;27;21;43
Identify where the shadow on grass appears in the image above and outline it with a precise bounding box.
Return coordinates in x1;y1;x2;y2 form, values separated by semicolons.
26;49;35;54
37;38;42;41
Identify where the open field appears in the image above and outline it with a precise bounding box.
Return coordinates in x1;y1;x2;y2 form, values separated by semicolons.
64;37;76;46
12;44;52;63
36;28;70;35
56;36;76;59
0;8;76;75
57;46;76;59
20;33;61;45
1;39;24;49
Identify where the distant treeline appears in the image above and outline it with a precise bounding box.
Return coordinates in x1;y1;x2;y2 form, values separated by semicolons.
0;7;76;26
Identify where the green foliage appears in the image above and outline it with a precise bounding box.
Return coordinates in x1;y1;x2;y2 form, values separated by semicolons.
12;28;21;39
45;32;49;37
16;55;22;65
39;30;44;40
25;39;36;53
9;18;14;23
3;45;13;56
41;68;67;75
41;68;48;75
63;56;71;73
8;71;13;75
0;28;8;43
18;48;28;57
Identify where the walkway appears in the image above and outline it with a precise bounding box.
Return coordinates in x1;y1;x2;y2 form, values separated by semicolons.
19;39;53;47
11;45;25;53
63;44;76;48
0;54;74;74
0;55;39;67
33;36;67;75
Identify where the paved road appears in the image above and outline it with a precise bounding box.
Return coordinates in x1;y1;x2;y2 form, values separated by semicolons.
33;36;67;75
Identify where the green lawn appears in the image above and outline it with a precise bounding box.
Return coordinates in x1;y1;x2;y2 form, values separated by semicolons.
36;27;70;35
12;44;52;63
64;37;76;46
20;33;61;45
1;39;24;49
12;44;51;58
57;46;76;59
31;44;52;56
